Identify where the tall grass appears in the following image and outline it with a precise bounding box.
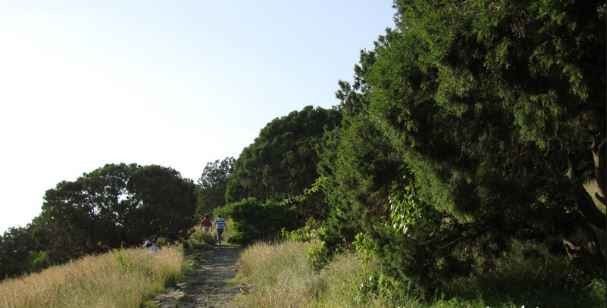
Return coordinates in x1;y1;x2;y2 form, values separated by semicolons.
232;241;317;307
230;240;387;308
0;247;183;308
229;241;607;308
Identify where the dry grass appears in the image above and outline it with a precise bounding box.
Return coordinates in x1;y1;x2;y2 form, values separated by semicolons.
0;247;183;308
230;240;386;308
232;241;318;307
315;253;386;308
229;240;607;308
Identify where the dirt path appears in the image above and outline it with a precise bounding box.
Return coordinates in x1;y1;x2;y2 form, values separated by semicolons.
153;244;242;308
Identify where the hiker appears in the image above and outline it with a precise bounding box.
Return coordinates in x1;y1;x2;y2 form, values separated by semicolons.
200;214;212;233
142;239;160;253
214;215;226;244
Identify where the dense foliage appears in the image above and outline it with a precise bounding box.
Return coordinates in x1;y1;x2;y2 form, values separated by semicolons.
226;106;340;204
195;157;235;217
319;0;606;301
0;163;196;279
220;106;341;241
215;198;297;244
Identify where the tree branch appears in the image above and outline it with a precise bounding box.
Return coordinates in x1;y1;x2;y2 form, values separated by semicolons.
576;185;606;229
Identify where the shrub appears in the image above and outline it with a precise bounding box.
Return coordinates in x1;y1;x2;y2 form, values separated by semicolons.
155;237;169;247
216;198;298;244
280;218;324;242
27;251;49;272
306;240;330;271
442;240;607;308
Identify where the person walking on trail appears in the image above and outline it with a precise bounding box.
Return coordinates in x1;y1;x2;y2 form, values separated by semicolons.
200;214;212;233
214;215;226;244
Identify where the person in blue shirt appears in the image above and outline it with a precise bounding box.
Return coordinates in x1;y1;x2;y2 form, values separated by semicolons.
214;216;226;244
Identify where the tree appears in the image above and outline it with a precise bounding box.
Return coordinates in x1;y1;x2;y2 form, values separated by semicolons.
321;0;606;297
226;106;341;204
43;164;137;251
40;163;196;260
196;157;235;216
220;106;341;242
0;163;196;280
125;165;197;242
370;0;605;258
0;226;39;279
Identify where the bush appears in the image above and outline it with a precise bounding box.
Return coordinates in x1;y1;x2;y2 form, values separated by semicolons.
306;240;330;271
216;198;298;244
353;234;607;307
27;251;49;273
442;241;607;308
155;237;169;247
280;218;324;242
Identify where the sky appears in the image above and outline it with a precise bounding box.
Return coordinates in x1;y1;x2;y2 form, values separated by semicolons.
0;1;394;232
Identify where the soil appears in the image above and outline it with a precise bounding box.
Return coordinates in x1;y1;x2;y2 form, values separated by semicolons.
152;244;242;308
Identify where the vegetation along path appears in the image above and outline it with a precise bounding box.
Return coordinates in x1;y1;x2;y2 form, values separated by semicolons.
153;244;242;308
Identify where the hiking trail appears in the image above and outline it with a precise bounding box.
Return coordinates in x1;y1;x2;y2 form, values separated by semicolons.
152;244;242;308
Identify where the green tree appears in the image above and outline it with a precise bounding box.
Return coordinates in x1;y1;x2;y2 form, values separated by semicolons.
226;106;341;204
125;165;197;242
0;163;196;280
40;163;196;260
0;226;38;279
321;0;606;298
369;0;605;257
195;157;235;216
221;106;341;242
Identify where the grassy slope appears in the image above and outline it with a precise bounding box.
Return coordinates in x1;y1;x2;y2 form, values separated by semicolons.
0;247;183;308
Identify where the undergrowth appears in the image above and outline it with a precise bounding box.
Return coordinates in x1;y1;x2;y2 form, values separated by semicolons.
229;240;607;308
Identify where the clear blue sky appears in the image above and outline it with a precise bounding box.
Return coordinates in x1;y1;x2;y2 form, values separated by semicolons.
0;1;394;232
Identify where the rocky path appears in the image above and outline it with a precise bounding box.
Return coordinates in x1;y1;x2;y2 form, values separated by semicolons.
153;244;242;308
